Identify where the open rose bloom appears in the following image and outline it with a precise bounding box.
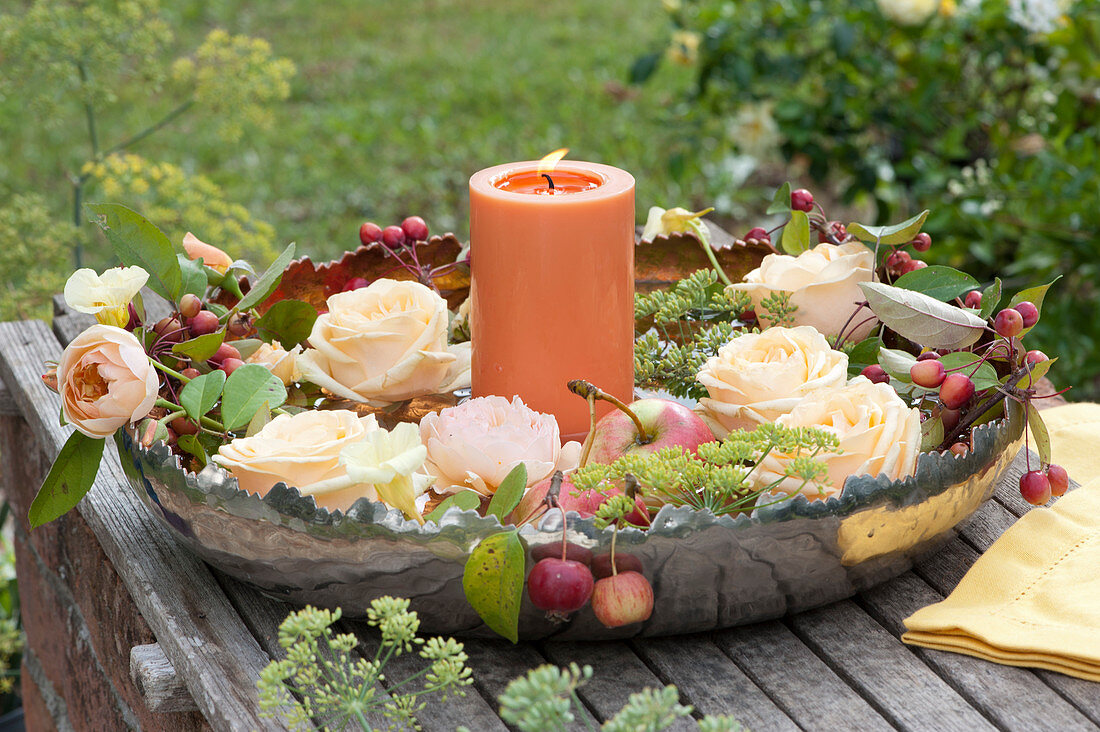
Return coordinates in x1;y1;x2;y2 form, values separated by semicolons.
57;325;159;438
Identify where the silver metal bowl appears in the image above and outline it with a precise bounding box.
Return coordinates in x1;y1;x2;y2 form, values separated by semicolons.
116;401;1024;639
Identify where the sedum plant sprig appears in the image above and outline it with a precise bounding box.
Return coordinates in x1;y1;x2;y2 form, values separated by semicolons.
495;663;744;732
572;424;839;516
258;598;472;731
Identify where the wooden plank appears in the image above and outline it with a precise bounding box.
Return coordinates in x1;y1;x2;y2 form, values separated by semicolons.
861;573;1095;731
0;320;287;731
712;621;892;731
342;619;507;732
541;641;695;729
630;636;799;732
0;378;18;417
787;600;997;731
130;644;199;714
51;313;94;348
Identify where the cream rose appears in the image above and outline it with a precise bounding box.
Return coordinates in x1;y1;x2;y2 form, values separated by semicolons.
296;279;456;405
64;266;148;328
697;326;848;436
420;395;577;496
755;377;921;501
212;410;380;511
57;324;159;438
728;242;877;339
246;342;301;386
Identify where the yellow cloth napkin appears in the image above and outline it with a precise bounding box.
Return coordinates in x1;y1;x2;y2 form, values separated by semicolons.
902;403;1100;682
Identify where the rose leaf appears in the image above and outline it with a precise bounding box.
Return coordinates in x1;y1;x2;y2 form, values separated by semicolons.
220;364;287;430
846;336;883;376
939;352;1000;391
893;265;979;302
235;242;297;313
860;281;987;350
255;299;318;347
177;254;208;298
29;431;105;528
172;330;225;363
979;277;1002;319
486;463;528;522
781;210;811;255
1027;402;1051;466
462;529;525;643
766;182;792;215
177;434;208;466
179;369;227;422
920;416;944;452
86;203;182;302
847;210;929;245
425;490;483;523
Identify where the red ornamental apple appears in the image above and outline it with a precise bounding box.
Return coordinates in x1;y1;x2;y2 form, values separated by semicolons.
586;398;713;465
1019;470;1051;506
527;558;594;617
592;571;654;628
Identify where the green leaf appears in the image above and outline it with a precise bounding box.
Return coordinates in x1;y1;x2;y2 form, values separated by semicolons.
172;330;225;363
229;338;264;360
29;431;105;528
920;416;944;452
1015;356;1056;390
177;434;208;466
86;203;182;302
425;490;483;522
246;401;272;436
860;281;987;350
1008;276;1061;336
893;266;979;302
486;464;527;522
939;352;1000;391
979;277;1002;320
235;243;296;312
628;52;661;84
846;336;882;374
177;254;208;299
780;210;811;255
255;300;318;347
178;370;226;421
847;210;929;245
1027;402;1051;466
766;182;792;215
462;530;525;643
220;364;287;430
878;347;918;383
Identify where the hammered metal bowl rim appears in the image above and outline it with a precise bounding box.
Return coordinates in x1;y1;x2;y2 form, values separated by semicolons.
120;399;1024;544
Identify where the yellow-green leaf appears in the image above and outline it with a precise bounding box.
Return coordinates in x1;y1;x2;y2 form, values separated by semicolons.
486;463;527;521
462;530;525;643
781;210;811;254
29;431;104;528
848;210;929;245
425;490;483;523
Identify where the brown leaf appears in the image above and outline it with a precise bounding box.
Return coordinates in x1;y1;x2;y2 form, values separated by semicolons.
634;223;773;294
260;234;469;313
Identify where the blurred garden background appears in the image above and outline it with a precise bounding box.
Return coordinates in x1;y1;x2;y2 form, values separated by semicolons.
1;0;1098;397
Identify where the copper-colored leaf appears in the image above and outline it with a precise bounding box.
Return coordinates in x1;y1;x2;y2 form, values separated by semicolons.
634;223;774;294
319;391;460;431
261;234;469;313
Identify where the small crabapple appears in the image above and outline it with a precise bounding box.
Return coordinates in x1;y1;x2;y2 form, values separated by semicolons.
911;232;932;252
382;225;407;247
188;310;220;337
179;294;202;319
527;558;595;617
1014;301;1039;328
963;291;982;309
790;188;814;212
1046;464;1069;497
994;308;1024;338
744;227;771;243
899;259;927;274
861;365;889;384
886;250;911;270
1019;470;1051;506
591;571;654;628
1025;350;1049;365
910;359;946;388
359;222;383;245
401;215;429;241
939;373;975;409
220;357;245;375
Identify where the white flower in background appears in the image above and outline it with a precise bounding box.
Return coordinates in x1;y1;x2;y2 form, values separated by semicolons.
640;206;713;241
876;0;939;25
667;30;701;66
728;101;782;159
340;422;433;524
64;266;148;328
1008;0;1071;34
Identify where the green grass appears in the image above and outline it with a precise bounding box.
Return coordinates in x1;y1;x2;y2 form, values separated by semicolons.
1;0;692;262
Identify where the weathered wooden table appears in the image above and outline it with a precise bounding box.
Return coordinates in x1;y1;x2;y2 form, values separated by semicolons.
1;305;1097;732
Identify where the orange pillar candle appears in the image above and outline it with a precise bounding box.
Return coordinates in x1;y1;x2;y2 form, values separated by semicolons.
469;158;635;441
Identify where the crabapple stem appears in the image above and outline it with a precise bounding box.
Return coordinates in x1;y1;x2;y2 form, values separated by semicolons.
151;359;191;383
578;394;597;468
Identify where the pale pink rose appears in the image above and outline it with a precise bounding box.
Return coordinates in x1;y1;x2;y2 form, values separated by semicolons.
212;410;380;511
697;326;849;436
246;342;301;385
754;377;921;501
728;242;877;339
57;325;159;438
296;279;456;405
182;232;233;274
420;395;575;496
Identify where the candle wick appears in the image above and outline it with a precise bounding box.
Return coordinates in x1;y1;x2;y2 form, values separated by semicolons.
541;173;555;190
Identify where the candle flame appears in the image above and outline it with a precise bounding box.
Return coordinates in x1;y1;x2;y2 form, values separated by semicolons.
538;148;569;176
